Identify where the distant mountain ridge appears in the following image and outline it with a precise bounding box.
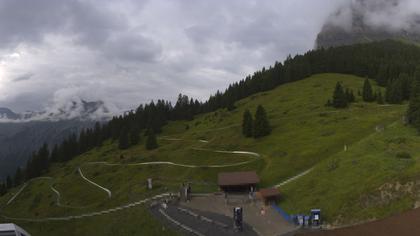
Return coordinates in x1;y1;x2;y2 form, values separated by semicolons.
0;99;113;122
316;0;420;48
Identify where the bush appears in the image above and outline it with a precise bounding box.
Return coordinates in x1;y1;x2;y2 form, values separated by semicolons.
396;152;411;159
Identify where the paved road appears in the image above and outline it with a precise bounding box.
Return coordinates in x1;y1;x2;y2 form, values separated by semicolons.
151;203;258;236
182;194;298;236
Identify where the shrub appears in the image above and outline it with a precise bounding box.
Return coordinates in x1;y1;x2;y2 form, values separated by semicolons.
396;152;411;159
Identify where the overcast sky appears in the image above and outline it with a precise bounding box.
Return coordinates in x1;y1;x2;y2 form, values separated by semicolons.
0;0;347;112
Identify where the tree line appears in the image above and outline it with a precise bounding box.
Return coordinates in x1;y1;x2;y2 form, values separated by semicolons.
4;40;420;195
326;78;387;108
242;105;271;138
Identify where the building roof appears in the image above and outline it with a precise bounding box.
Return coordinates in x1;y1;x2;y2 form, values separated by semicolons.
218;171;260;186
0;223;31;235
259;188;280;198
0;223;15;231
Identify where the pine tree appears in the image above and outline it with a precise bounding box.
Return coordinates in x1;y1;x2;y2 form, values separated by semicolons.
5;176;12;189
345;88;355;103
407;77;420;132
14;167;22;187
129;126;140;146
399;73;413;100
253;105;271;138
376;90;384;104
362;78;375;102
386;79;403;104
332;82;348;108
0;182;6;196
37;143;50;174
50;144;59;163
325;100;332;107
242;109;254;137
118;128;130;150
145;129;158;150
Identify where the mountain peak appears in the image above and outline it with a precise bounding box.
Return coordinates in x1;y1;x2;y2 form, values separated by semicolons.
0;107;19;120
316;0;420;48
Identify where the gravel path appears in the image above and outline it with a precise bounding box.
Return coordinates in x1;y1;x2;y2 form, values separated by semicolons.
2;136;262;222
273;168;314;188
78;167;112;198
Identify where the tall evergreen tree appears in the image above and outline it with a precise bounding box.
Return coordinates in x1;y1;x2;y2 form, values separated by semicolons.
386;79;403;104
376;90;384;104
129;126;140;146
14;167;22;187
50;144;59;163
5;175;12;189
37;143;50;173
118;128;130;150
332;82;348;108
0;182;6;196
145;129;158;150
253;105;271;138
362;78;375;102
407;68;420;131
242;109;254;137
345;88;355;103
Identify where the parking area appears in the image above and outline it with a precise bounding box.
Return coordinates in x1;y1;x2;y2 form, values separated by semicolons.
150;201;258;236
180;193;298;236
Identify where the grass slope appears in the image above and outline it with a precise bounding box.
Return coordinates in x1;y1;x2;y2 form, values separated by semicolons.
280;120;420;226
0;73;410;235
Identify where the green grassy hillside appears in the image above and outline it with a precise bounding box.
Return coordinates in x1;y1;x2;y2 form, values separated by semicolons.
0;73;411;235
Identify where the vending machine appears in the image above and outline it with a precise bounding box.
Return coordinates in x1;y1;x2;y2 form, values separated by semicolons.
311;209;321;227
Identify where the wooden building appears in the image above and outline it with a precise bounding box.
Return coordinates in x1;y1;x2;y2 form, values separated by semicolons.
258;188;280;205
218;171;260;192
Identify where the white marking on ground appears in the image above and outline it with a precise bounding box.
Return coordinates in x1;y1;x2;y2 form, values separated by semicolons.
274;167;314;188
6;177;53;206
159;208;205;236
78;167;112;198
2;135;261;221
6;184;27;205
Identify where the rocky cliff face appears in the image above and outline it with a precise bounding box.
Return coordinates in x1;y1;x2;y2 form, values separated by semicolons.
316;0;420;48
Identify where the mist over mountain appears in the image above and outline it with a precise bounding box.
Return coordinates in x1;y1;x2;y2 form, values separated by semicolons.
0;99;115;122
0;99;115;179
316;0;420;48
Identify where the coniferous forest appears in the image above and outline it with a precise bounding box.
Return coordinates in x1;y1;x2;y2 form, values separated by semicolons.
3;40;420;194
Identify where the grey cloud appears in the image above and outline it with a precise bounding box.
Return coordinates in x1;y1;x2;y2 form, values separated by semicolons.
326;0;420;32
103;32;162;63
0;0;349;114
12;73;33;82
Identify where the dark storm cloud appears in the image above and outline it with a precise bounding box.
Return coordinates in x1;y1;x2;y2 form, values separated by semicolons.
0;0;118;48
0;0;347;114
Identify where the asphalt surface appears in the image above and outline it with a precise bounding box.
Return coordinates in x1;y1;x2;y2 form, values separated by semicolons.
150;203;258;236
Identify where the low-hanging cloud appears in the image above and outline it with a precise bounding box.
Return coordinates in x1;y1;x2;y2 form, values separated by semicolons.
0;0;346;114
326;0;420;32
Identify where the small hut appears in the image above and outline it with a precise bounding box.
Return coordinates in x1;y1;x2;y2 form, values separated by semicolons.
258;188;280;205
